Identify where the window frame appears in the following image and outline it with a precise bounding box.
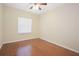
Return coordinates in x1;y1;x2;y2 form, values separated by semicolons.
18;17;32;34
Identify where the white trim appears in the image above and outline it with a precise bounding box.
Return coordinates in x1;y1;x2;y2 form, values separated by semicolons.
0;44;3;49
2;37;79;53
2;39;31;44
2;38;39;44
40;37;79;53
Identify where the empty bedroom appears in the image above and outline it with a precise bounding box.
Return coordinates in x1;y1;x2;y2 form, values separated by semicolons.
0;3;79;56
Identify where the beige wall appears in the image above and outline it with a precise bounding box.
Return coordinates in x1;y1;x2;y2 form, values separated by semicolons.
0;4;3;48
1;4;79;52
3;6;40;43
40;4;79;52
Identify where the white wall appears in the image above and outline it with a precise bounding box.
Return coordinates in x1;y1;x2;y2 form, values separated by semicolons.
0;4;3;48
3;6;40;44
40;4;79;52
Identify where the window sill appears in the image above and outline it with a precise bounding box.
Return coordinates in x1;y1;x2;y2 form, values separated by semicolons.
18;32;32;35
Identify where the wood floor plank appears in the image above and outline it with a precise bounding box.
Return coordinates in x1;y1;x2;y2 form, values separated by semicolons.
0;38;79;56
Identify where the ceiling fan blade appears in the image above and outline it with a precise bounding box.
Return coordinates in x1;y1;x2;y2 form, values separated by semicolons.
40;3;47;5
29;6;33;9
39;7;42;10
34;3;47;5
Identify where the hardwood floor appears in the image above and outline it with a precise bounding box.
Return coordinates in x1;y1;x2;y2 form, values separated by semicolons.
0;38;79;56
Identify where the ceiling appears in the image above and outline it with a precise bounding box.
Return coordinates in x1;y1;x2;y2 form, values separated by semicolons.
4;3;64;15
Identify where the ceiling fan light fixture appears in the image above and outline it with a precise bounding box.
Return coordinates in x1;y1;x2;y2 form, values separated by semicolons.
30;3;47;10
33;4;39;10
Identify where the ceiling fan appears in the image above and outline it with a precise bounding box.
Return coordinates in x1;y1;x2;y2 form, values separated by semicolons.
29;3;47;10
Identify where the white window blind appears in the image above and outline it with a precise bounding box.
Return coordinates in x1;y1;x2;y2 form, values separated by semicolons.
18;17;32;34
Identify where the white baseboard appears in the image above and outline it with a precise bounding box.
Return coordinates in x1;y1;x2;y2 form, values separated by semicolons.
40;37;79;53
3;39;28;44
2;37;79;53
2;38;39;44
0;44;2;49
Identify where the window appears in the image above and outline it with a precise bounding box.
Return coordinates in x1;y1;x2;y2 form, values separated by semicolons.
18;17;32;34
